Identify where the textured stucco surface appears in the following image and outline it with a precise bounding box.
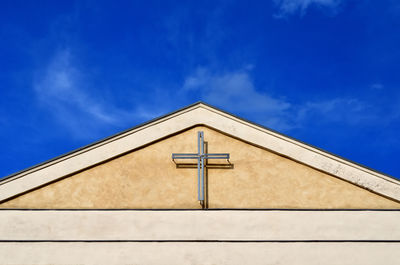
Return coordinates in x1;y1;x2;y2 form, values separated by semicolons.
1;126;399;209
1;242;400;265
1;210;400;240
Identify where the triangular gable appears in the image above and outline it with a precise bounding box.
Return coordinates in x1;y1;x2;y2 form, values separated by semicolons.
1;102;399;204
1;126;399;209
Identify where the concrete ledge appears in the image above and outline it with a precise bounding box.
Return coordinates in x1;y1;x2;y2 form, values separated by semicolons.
1;210;400;241
1;242;399;265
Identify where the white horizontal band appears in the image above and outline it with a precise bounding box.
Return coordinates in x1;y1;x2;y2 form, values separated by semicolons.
1;210;399;241
1;242;399;265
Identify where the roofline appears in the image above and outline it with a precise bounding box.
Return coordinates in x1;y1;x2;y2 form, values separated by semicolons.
0;101;203;182
1;101;397;183
199;102;398;181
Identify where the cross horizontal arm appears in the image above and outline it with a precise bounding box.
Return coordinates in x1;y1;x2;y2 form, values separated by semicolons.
173;153;230;160
204;153;230;159
172;153;199;159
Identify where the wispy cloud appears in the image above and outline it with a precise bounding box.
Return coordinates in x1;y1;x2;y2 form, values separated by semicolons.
296;98;377;126
371;83;384;90
33;49;152;138
32;52;399;138
183;67;293;130
182;66;397;132
273;0;342;17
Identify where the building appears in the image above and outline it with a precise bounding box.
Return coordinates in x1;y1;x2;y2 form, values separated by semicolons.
0;102;399;264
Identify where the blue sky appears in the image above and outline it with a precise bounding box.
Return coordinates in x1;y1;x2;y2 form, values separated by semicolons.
1;0;400;179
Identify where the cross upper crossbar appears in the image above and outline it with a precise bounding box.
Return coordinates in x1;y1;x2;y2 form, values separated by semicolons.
172;153;230;159
172;131;230;203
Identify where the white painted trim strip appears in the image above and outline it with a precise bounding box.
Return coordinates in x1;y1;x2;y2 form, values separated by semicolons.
1;242;400;265
1;103;399;202
1;210;399;241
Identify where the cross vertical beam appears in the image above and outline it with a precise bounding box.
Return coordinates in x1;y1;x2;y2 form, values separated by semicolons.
198;131;203;201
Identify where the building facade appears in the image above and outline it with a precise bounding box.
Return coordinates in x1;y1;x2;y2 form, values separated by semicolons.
1;102;399;264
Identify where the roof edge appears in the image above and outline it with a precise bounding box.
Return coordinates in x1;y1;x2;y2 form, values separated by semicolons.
0;102;206;183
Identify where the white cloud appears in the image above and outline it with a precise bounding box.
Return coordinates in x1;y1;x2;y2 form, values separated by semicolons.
273;0;342;17
33;49;147;138
371;83;384;90
296;98;376;125
182;66;391;131
33;53;397;138
183;67;293;130
184;68;291;113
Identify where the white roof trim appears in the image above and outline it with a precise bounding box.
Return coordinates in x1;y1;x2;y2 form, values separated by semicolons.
1;102;399;203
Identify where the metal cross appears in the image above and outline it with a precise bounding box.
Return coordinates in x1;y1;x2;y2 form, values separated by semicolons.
172;131;230;203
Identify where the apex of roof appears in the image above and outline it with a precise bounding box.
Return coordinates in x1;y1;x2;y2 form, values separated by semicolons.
1;102;399;203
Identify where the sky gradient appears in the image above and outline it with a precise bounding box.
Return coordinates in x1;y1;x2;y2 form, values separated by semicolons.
1;0;400;179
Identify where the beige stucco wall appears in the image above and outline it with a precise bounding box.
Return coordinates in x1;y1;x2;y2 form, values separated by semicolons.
2;242;400;265
1;126;399;209
2;210;400;240
2;210;400;264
